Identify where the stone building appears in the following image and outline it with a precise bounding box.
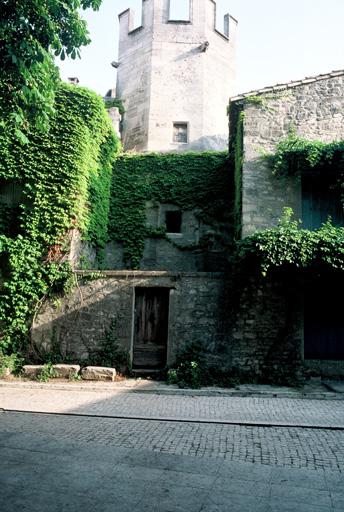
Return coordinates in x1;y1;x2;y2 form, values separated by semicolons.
230;70;344;237
116;0;237;152
228;70;344;379
31;2;344;380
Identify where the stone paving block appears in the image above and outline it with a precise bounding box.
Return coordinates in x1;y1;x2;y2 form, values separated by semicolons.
52;364;80;379
269;500;330;512
213;477;270;497
202;491;269;512
22;365;42;378
141;482;209;512
81;366;116;381
331;491;344;509
271;467;327;489
325;471;344;490
158;469;216;489
270;484;332;508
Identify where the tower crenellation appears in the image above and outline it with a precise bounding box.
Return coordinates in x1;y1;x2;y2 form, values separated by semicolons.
116;0;237;152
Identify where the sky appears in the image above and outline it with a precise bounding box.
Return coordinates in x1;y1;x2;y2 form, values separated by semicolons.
58;0;344;97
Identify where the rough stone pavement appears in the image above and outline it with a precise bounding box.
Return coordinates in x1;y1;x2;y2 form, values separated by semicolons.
1;410;344;472
1;411;344;512
2;383;344;511
1;385;344;428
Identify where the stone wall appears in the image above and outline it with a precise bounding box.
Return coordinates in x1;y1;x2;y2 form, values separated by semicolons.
229;72;344;237
100;203;229;272
31;271;231;367
31;269;307;379
227;72;344;378
231;275;304;379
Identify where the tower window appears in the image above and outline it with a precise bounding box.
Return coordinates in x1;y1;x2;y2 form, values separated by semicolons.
165;211;182;233
173;123;188;143
169;0;190;22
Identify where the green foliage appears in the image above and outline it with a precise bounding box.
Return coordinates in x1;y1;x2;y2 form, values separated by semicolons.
243;95;265;107
109;152;231;268
168;361;202;389
269;132;344;181
0;351;23;377
0;0;102;137
168;340;240;389
238;208;344;275
0;204;19;236
0;83;120;353
105;98;125;116
87;319;130;372
233;110;244;238
36;362;58;382
69;371;81;381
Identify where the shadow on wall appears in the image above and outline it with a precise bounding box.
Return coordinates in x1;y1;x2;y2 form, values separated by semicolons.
30;274;232;367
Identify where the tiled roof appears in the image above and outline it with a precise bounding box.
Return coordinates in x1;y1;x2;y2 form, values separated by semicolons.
230;69;344;102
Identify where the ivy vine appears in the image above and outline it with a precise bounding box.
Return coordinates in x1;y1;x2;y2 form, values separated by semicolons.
238;208;344;275
109;152;232;268
269;132;344;185
0;82;120;353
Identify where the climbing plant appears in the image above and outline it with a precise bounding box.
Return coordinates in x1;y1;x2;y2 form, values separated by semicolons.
234;132;344;274
269;132;344;185
0;82;120;353
229;106;244;238
238;208;344;275
109;152;232;268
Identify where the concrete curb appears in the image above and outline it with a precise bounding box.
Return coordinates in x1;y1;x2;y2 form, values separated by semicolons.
0;379;343;400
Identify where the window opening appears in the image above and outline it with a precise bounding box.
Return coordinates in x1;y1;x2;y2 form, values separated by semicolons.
173;123;188;143
169;0;190;22
165;211;182;233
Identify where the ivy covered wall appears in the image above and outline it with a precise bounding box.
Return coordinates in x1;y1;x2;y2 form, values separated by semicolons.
107;152;233;269
0;83;120;353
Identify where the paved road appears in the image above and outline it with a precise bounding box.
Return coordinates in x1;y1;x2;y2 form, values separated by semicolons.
1;387;344;511
1;410;344;472
1;411;344;512
1;387;344;427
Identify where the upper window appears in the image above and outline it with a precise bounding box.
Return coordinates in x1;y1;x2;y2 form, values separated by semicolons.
169;0;190;22
302;173;344;230
165;211;182;233
173;123;188;144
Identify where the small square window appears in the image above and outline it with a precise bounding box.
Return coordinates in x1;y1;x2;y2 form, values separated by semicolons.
165;211;182;233
173;123;188;143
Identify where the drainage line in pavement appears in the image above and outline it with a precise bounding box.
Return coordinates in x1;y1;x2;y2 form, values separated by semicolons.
2;408;344;431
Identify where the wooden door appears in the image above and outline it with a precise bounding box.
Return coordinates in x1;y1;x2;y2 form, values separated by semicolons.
133;288;170;369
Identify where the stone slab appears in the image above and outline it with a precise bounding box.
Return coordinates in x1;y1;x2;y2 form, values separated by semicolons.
52;365;80;379
22;365;42;378
1;368;11;378
81;366;116;381
324;381;344;393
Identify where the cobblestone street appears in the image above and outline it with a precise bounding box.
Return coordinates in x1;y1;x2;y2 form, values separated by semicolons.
1;410;344;472
1;385;344;511
1;385;344;427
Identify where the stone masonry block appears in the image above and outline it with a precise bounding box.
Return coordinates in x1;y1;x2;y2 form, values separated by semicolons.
52;365;80;378
22;365;43;378
81;366;117;381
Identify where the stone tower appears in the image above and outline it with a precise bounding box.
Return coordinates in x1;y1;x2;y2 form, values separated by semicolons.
116;0;237;152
